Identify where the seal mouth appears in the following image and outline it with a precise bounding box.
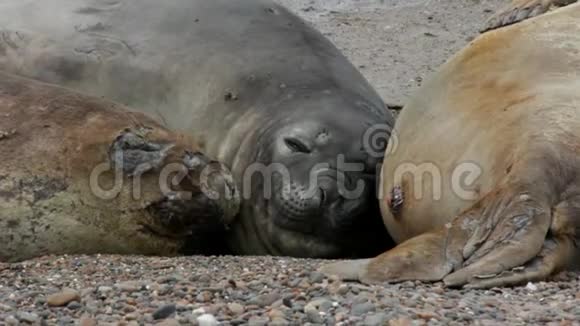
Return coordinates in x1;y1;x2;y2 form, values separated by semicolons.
265;195;348;258
229;191;343;257
230;162;374;257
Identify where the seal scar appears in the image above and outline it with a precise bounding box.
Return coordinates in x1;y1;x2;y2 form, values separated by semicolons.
388;185;404;216
108;129;174;176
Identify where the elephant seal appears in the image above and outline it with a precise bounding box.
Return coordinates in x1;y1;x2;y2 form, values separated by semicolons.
0;0;395;258
320;2;580;288
0;71;240;262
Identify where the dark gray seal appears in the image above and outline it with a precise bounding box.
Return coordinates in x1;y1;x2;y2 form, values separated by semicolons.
0;0;395;257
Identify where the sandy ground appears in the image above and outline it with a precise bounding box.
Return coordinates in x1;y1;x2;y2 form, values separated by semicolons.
278;0;504;106
2;1;580;325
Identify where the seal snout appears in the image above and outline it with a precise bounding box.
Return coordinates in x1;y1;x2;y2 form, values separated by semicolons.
272;167;359;233
142;150;240;240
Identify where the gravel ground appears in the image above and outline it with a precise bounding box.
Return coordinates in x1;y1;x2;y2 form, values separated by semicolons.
2;1;580;325
1;256;579;325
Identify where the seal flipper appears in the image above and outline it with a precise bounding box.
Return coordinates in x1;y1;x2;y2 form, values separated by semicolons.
442;189;552;287
317;259;372;282
456;197;579;288
482;0;577;32
320;185;556;288
459;237;574;288
318;230;466;284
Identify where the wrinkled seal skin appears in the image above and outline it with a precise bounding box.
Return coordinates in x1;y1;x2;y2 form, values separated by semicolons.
0;0;395;258
0;71;240;262
482;0;577;32
320;2;580;288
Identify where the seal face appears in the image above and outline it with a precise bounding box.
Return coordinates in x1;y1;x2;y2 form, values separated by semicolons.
0;71;240;262
0;0;395;258
320;2;580;288
234;100;390;257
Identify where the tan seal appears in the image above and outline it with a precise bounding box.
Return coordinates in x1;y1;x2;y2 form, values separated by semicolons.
0;71;239;262
320;1;580;288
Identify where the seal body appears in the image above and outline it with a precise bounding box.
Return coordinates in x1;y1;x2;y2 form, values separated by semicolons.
321;3;580;288
0;71;239;262
0;0;395;257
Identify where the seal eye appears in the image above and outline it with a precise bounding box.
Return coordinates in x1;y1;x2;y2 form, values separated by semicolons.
284;137;311;153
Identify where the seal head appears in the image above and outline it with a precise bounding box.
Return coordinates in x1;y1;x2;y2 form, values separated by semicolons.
229;94;393;258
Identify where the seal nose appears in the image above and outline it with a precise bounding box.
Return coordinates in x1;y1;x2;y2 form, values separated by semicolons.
181;152;240;225
273;165;373;234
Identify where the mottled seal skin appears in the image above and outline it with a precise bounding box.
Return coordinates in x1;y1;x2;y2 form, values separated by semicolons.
320;3;580;288
482;0;577;32
0;0;395;258
0;71;240;263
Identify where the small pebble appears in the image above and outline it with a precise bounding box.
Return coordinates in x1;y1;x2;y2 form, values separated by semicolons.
46;289;81;307
153;304;176;320
351;302;376;316
228;302;245;315
305;298;332;313
67;301;83;310
116;281;143;293
270;317;290;326
248;316;270;326
192;307;206;316
526;282;538;292
79;316;97;326
309;271;325;283
4;316;19;326
248;292;281;307
364;312;388;326
155;319;180;326
197;314;218;326
16;311;39;323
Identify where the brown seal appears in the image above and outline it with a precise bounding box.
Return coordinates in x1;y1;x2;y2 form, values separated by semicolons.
0;71;239;262
320;2;580;288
